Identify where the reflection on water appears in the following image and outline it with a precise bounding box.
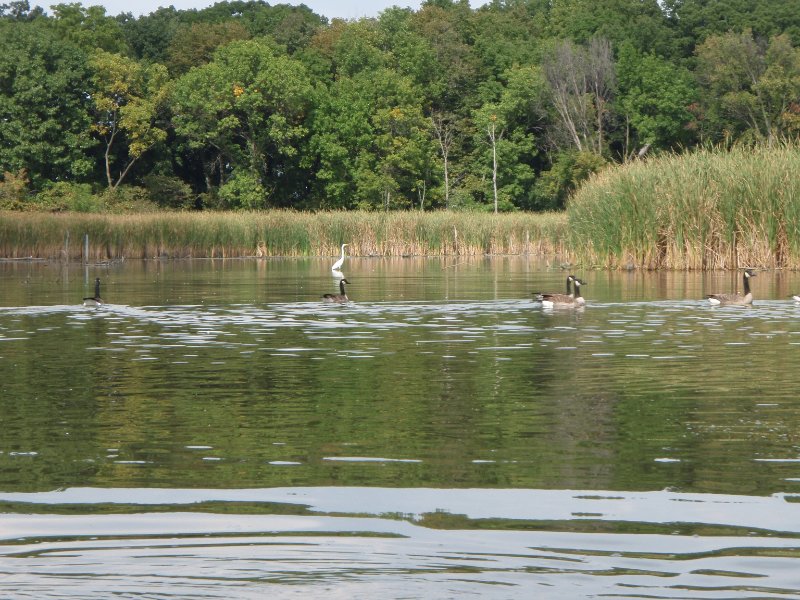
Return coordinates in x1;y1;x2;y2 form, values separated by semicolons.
2;258;800;597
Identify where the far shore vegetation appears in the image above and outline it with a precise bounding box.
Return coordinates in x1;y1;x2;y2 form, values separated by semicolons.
0;209;569;261
4;144;800;269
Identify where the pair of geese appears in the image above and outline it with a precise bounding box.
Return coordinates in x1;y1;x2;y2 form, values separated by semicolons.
537;268;798;308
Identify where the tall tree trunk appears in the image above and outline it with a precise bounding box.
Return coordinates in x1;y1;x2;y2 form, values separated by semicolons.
432;113;455;210
488;119;498;214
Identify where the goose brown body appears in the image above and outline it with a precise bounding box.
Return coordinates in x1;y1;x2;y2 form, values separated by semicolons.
534;275;575;303
706;269;756;306
539;278;585;308
82;277;103;307
322;278;350;303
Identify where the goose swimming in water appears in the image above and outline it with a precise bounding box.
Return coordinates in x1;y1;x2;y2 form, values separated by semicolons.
705;269;756;306
322;278;350;303
82;277;103;307
331;243;349;273
538;278;586;309
534;275;575;303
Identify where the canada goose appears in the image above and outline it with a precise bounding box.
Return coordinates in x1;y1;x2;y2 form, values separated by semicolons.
534;275;575;302
539;278;586;308
322;278;350;303
706;269;756;306
82;277;103;307
331;243;349;272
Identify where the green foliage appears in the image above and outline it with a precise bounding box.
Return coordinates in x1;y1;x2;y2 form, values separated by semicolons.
142;175;195;209
88;50;171;188
696;30;800;144
0;170;30;209
34;181;102;212
165;21;250;76
533;151;607;211
218;171;267;210
667;0;800;47
0;21;95;188
547;0;682;58
100;185;159;213
49;3;130;53
171;39;312;206
616;44;698;152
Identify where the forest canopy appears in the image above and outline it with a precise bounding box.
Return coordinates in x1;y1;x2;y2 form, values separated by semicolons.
2;0;800;212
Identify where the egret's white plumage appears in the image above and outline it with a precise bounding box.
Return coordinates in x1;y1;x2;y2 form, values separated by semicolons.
331;243;348;272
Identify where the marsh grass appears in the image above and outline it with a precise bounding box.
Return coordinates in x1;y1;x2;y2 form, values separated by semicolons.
568;144;800;269
0;210;568;260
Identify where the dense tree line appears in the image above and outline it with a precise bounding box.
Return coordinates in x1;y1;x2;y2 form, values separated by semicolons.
2;0;800;212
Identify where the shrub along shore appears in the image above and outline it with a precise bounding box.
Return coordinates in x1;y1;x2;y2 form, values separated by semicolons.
568;144;800;270
0;210;569;260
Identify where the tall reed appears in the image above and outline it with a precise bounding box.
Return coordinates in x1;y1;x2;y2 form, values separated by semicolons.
0;210;568;260
567;144;800;269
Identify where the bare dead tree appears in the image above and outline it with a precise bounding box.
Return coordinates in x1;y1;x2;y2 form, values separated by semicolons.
544;37;615;155
586;37;616;154
431;112;457;210
487;114;503;214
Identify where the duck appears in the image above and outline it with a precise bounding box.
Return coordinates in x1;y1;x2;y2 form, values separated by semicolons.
82;277;103;307
331;243;349;273
539;278;586;309
322;278;350;303
705;268;756;306
534;275;575;303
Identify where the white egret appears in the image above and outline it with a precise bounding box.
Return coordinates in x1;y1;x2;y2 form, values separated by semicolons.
331;243;348;272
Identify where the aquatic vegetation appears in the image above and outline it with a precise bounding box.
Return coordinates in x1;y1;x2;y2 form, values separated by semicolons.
0;210;568;259
567;144;800;269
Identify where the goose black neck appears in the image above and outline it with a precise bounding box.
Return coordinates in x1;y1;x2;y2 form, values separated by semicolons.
743;272;750;295
573;281;582;299
339;279;347;294
565;277;572;295
94;279;100;297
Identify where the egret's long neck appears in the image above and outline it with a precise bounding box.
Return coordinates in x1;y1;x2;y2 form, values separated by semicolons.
340;246;346;260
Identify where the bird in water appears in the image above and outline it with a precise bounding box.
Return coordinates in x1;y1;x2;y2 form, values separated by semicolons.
791;294;800;303
537;278;586;309
534;275;575;303
705;269;756;306
82;277;103;307
322;278;350;303
331;243;349;274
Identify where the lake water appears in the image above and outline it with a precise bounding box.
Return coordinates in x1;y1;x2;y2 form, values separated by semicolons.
2;257;800;599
